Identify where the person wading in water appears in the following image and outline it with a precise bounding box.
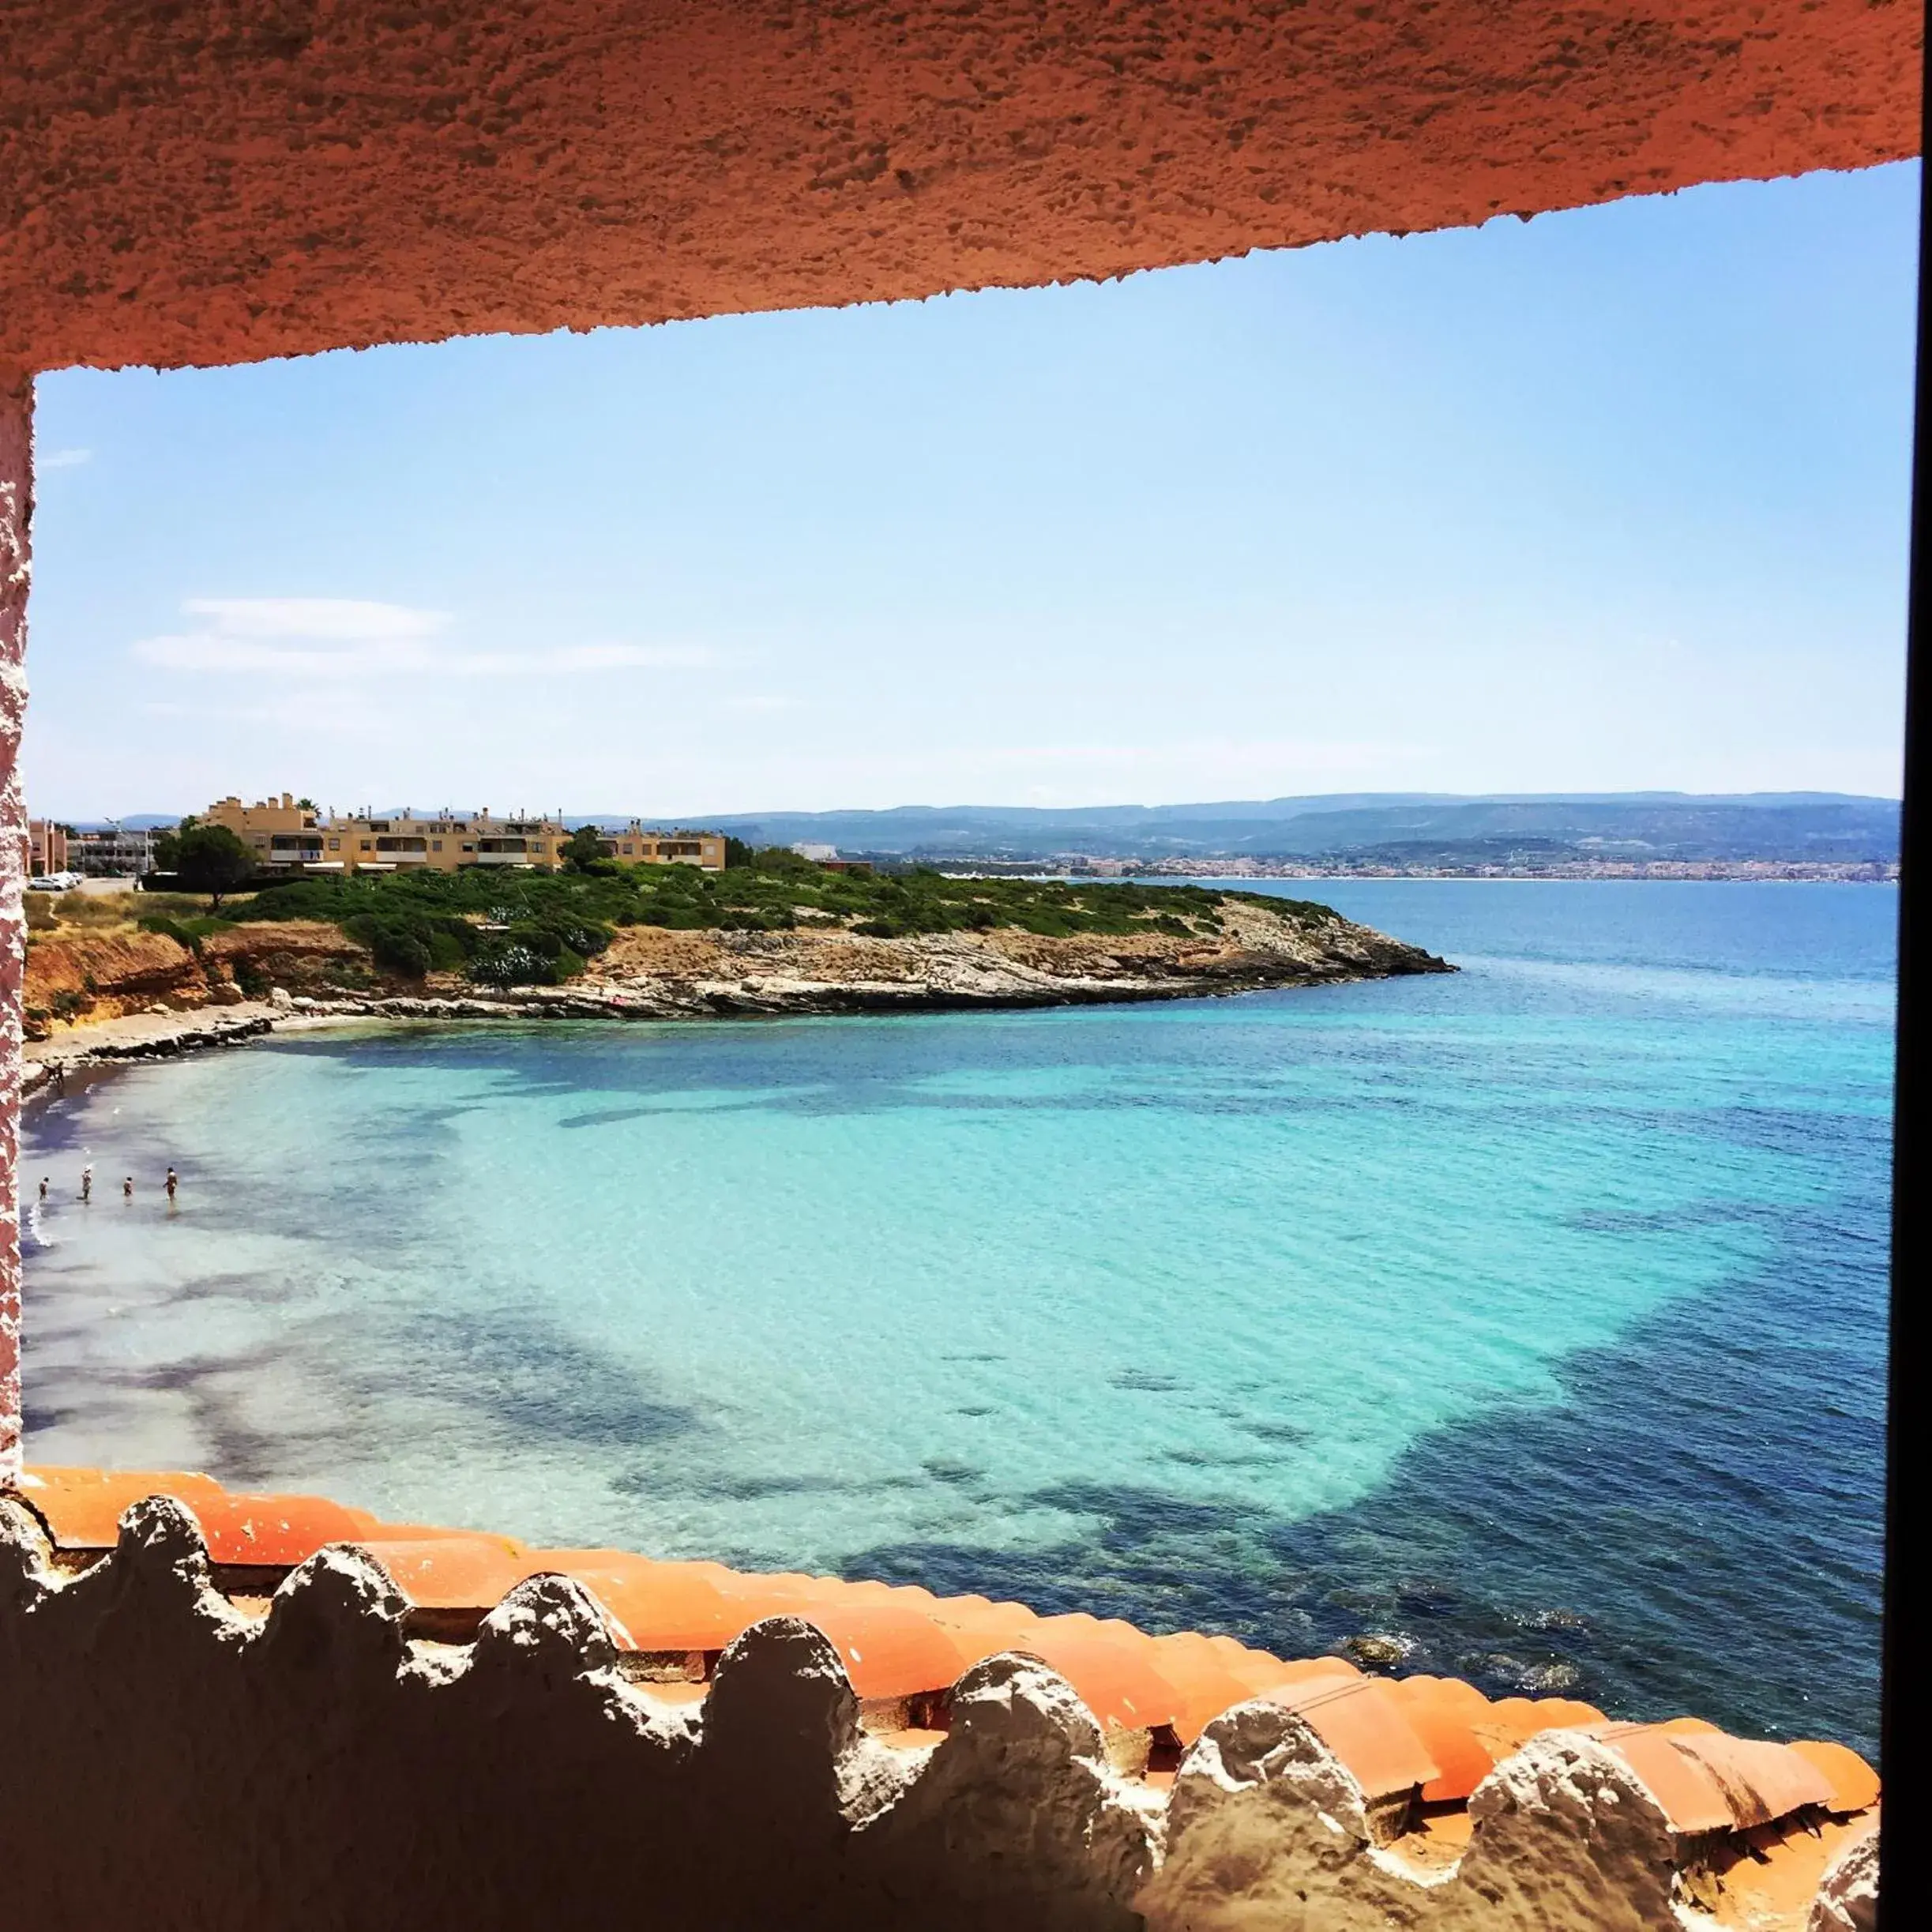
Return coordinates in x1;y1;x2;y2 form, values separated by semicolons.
80;1165;92;1204
165;1167;179;1206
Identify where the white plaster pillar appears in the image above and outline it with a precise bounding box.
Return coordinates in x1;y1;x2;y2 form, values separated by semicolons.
0;370;29;1488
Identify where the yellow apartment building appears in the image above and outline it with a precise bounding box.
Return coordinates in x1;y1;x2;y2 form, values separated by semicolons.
592;826;727;869
201;795;724;875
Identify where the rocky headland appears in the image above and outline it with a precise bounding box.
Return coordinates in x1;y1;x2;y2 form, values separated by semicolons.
23;896;1450;1086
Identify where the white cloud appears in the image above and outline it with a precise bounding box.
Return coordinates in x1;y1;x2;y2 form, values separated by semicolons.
182;597;447;642
39;447;92;469
132;598;710;680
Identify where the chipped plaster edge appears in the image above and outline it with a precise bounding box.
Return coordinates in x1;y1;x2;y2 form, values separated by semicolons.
0;372;28;1490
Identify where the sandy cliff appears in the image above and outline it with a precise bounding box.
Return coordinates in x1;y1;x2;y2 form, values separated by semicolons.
22;921;369;1038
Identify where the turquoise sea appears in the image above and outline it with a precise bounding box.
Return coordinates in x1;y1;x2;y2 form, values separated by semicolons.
21;881;1893;1754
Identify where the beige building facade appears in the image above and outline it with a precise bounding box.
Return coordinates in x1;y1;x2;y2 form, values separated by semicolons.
201;795;724;876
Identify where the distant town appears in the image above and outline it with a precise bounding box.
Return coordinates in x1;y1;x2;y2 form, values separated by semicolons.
26;788;1901;887
30;795;728;882
1025;855;1897;884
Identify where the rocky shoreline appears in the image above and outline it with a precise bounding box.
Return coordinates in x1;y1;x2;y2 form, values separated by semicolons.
24;902;1452;1092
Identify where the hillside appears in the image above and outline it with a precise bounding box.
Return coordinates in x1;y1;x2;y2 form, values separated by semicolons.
21;859;1450;1042
678;792;1902;865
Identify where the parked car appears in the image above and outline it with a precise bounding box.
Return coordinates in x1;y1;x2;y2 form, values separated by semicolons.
26;870;84;893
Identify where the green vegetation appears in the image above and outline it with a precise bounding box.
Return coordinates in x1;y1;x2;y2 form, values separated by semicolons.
133;911;235;957
239;870;616;986
560;824;608;872
156;822;255;908
212;851;1335;987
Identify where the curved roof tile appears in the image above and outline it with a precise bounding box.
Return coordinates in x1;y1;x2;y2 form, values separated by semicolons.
9;1464;1877;1862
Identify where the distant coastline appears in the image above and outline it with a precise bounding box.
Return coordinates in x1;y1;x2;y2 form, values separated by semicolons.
51;791;1900;885
1049;861;1900;885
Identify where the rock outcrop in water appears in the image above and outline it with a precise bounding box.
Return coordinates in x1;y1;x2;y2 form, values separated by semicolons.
540;898;1450;1017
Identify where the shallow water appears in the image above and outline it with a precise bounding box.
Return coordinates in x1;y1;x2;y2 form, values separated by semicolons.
21;881;1893;1753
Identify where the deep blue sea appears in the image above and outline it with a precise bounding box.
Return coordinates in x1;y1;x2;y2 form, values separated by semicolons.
21;881;1894;1754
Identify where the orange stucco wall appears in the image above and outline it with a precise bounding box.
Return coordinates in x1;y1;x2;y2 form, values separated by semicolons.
1;0;1919;378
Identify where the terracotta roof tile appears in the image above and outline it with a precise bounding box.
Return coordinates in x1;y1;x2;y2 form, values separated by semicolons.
1223;1652;1362;1700
1587;1723;1738;1835
531;1550;747;1652
1144;1633;1270;1741
1385;1675;1502;1803
1479;1694;1609;1756
786;1600;974;1701
1263;1675;1442;1802
1582;1723;1839;1836
352;1535;539;1615
197;1493;385;1567
6;1464;1881;1855
15;1465;231;1550
1659;1728;1836;1829
1787;1739;1881;1815
922;1594;1045;1644
1013;1618;1190;1735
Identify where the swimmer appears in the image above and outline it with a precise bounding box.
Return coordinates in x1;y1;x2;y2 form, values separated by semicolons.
80;1164;92;1204
38;1177;48;1205
123;1176;134;1201
165;1167;179;1204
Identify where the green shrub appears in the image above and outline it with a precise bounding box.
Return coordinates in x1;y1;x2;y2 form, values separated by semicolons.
122;856;1332;980
372;927;433;978
469;943;551;987
426;927;471;972
137;913;194;950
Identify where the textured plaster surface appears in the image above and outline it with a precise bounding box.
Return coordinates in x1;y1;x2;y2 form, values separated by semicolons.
0;1495;1862;1932
0;1495;1159;1932
0;378;26;1487
1807;1829;1879;1932
1140;1702;1683;1930
1;0;1919;374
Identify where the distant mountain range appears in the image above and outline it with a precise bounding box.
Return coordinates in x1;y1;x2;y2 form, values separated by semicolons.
678;792;1903;865
77;792;1900;866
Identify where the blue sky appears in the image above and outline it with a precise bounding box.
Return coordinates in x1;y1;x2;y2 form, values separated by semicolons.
27;160;1919;820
